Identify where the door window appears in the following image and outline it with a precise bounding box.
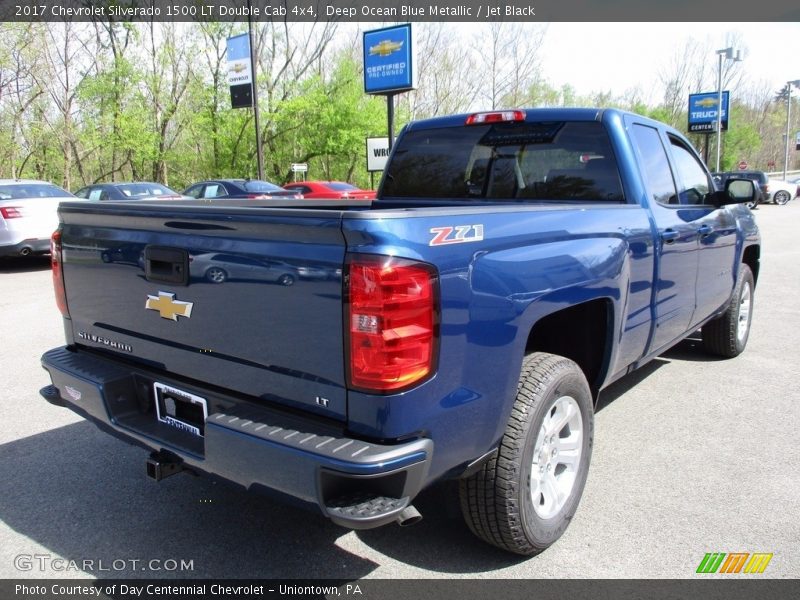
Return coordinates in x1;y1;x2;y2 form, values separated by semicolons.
669;139;712;205
630;124;678;206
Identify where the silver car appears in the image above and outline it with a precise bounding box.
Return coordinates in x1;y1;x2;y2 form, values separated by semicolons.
0;179;76;258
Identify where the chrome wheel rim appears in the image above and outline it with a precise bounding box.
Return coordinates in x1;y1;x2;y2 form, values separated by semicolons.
530;395;583;520
737;281;752;343
207;268;225;283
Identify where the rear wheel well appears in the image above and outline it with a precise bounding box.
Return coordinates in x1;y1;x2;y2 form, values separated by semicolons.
742;244;760;285
524;299;611;398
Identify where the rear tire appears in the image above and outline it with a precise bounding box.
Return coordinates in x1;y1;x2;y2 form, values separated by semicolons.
773;190;790;206
459;352;594;555
702;264;754;357
205;267;227;284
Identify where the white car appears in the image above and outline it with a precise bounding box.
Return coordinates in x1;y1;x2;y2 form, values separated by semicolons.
0;179;76;258
766;178;798;205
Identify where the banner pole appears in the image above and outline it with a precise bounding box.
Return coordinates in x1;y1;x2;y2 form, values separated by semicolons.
248;0;264;180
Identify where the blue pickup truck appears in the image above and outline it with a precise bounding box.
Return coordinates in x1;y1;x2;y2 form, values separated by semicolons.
41;108;760;555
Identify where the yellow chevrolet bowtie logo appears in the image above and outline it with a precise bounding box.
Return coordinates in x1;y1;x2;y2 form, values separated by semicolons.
145;292;193;321
369;39;403;57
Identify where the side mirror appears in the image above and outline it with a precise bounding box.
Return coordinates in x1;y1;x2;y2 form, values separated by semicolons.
709;178;758;207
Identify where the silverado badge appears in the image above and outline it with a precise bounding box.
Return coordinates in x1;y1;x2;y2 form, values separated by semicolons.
146;292;193;321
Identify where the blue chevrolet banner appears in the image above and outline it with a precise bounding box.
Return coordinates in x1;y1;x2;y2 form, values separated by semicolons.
226;33;253;109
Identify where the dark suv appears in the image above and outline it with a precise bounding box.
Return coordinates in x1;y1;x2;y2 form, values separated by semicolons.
712;171;767;208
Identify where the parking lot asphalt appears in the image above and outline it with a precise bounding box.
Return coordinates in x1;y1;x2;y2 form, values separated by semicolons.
0;202;798;580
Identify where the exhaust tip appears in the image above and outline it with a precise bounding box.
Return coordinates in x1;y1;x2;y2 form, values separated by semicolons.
396;505;422;527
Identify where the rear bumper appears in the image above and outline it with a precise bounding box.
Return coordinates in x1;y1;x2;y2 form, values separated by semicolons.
40;346;432;529
0;238;50;257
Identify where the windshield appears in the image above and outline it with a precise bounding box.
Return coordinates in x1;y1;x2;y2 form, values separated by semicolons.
382;121;624;202
0;184;72;200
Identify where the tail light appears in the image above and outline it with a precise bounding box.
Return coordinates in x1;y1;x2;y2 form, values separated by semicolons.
466;110;525;125
1;207;23;219
51;230;69;317
345;255;438;393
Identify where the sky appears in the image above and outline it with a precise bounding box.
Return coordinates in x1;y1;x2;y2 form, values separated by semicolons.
535;22;800;103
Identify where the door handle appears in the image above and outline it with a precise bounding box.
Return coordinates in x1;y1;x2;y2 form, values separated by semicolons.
698;224;713;238
660;229;679;244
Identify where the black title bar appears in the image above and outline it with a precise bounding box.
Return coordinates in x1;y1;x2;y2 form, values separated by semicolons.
1;0;798;22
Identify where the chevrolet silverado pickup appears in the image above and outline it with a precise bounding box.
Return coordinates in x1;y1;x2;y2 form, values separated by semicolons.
41;108;760;555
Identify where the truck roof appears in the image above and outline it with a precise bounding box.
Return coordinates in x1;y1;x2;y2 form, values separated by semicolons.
404;107;672;134
405;108;605;132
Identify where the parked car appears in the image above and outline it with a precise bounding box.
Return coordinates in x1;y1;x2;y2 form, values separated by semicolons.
73;182;189;202
183;179;303;200
189;252;297;286
787;176;800;200
282;181;376;200
0;179;76;258
764;178;797;205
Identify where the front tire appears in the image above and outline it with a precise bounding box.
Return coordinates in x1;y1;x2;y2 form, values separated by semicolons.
459;352;594;555
702;264;754;357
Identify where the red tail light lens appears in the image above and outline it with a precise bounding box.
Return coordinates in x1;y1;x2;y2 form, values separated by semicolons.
346;255;438;393
1;207;22;219
51;230;69;317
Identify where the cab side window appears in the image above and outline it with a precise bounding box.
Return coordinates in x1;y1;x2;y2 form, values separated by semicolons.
669;138;712;205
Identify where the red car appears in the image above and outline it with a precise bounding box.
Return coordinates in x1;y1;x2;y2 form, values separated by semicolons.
283;181;375;200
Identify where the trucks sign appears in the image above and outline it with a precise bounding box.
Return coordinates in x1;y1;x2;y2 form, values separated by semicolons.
688;91;730;133
363;24;415;94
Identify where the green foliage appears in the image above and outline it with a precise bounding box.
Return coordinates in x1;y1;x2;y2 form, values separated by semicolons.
1;23;795;188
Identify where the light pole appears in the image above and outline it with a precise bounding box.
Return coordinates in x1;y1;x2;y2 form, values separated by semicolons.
783;80;800;181
715;47;742;173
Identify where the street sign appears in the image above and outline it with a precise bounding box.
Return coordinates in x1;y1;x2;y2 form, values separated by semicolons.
796;131;800;151
738;161;748;170
363;24;416;95
688;91;730;133
366;137;392;172
290;163;308;173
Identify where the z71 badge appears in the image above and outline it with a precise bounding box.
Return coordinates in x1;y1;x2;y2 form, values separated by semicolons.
429;224;484;246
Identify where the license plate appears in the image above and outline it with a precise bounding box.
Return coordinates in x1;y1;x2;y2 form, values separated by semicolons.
154;382;208;437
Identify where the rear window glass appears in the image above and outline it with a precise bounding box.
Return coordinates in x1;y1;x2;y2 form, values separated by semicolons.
115;183;174;197
243;181;283;193
326;183;359;191
0;184;71;199
382;121;624;202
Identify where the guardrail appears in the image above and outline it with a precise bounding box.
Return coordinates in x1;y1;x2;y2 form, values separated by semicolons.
766;170;800;180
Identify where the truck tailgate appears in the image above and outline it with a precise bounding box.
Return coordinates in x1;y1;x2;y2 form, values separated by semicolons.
58;202;348;421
